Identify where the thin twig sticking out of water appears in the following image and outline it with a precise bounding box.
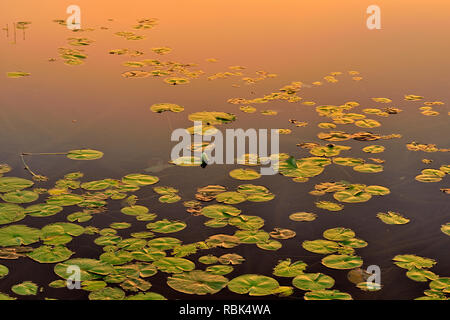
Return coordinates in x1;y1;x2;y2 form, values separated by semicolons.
20;152;68;180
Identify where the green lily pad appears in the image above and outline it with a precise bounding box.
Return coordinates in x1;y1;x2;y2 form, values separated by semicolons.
206;265;234;275
167;270;229;295
7;72;31;78
392;254;436;270
256;239;282;251
201;205;241;219
362;145;385;153
229;215;265;230
188;111;236;125
150;103;184;113
148;237;182;250
234;230;270;244
292;273;335;291
321;255;363;269
127;292;167;300
304;289;352;300
0;177;34;193
229;169;261;181
315;201;344;211
121;205;149;216
333;189;372;203
353;164;384;173
364;185;391;195
11;281;38;296
67;211;92;222
441;223;450;236
227;274;279;296
54;258;113;280
302;239;339;254
153;257;195;273
289;212;317;222
406;267;438;282
218;253;245;265
377;211;410;225
0;264;9;279
67;149;104;160
333;157;365;166
1;190;38;204
215;192;247;204
146;219;186;233
25;204;63;217
273;259;307;277
205;234;240;248
323;227;355;241
89;287;125;300
122;174;159;186
158;194;181;203
0;203;26;224
46;194;84;206
0;225;41;247
27;245;74;263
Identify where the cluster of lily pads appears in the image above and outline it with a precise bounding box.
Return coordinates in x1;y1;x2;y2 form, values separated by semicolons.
393;255;449;300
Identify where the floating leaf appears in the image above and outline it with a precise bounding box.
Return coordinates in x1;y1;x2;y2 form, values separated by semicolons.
67;149;104;160
150;103;184;113
0;177;34;193
227;274;279;296
377;211;410;225
229;169;261;180
392;254;436;270
27;245;73;263
153;257;195;273
0;203;26;225
302;240;339;254
0;225;41;247
167;270;228;295
11;281;38;296
89;287;125;300
273;259;307;277
122;174;159;186
315;201;344;211
146;219;186;233
304;290;352;300
7;72;31;78
323;227;355;241
206;265;234;275
292;273;335;291
322;254;363;269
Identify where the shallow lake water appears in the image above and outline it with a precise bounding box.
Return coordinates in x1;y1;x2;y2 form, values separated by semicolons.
0;0;449;300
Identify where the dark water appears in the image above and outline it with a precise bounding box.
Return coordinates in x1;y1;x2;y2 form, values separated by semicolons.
0;0;449;300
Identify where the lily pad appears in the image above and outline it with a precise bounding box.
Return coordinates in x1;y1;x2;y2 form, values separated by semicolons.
289;212;317;222
11;281;38;296
146;219;186;233
322;254;363;269
0;225;41;247
227;274;279;296
167;270;228;295
0;203;26;225
27;245;74;263
377;211;410;225
153;257;195;273
304;289;352;300
150;103;184;113
273;259;307;277
67;149;104;160
89;287;125;300
229;169;261;180
292;273;335;291
0;177;34;193
122;174;159;186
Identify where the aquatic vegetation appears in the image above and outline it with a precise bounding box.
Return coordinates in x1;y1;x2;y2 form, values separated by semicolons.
6;72;30;78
